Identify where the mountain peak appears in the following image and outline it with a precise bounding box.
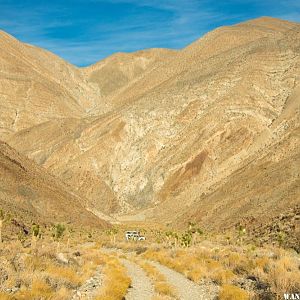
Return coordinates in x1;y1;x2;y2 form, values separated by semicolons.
240;16;298;31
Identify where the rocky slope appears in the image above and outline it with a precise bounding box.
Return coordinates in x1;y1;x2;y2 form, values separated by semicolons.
1;17;299;230
248;205;300;252
82;48;176;98
0;140;108;227
0;30;110;139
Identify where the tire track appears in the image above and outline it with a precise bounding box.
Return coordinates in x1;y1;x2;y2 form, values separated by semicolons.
121;259;155;300
150;261;218;300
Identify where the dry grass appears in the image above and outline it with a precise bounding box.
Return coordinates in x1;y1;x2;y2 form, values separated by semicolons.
139;261;165;282
141;243;300;299
154;281;176;297
143;249;206;282
254;255;300;295
186;268;203;282
46;265;82;287
14;278;53;299
137;260;177;298
219;284;250;300
210;269;236;284
50;287;71;300
1;222;299;300
95;255;131;300
0;238;107;300
0;293;13;300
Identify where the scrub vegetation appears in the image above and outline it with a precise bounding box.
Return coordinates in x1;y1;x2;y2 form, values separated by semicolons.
0;211;299;300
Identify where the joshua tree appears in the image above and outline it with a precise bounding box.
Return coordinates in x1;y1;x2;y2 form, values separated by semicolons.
181;231;193;247
18;231;26;244
184;222;203;246
32;223;40;237
107;227;118;244
52;223;66;252
165;231;173;246
188;221;196;231
178;222;204;247
165;231;180;248
172;232;179;248
0;209;4;243
237;224;246;245
277;231;286;247
31;223;40;249
53;223;66;240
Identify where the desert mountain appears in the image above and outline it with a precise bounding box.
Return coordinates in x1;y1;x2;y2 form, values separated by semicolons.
1;17;299;230
0;30;112;139
82;48;177;98
0;140;109;227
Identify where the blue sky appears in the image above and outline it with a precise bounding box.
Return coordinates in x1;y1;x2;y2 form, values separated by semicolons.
0;0;299;66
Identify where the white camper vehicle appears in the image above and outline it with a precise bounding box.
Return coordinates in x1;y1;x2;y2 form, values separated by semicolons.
125;230;146;241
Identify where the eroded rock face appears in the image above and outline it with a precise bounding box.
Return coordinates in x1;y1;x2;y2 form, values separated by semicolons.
1;17;300;229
